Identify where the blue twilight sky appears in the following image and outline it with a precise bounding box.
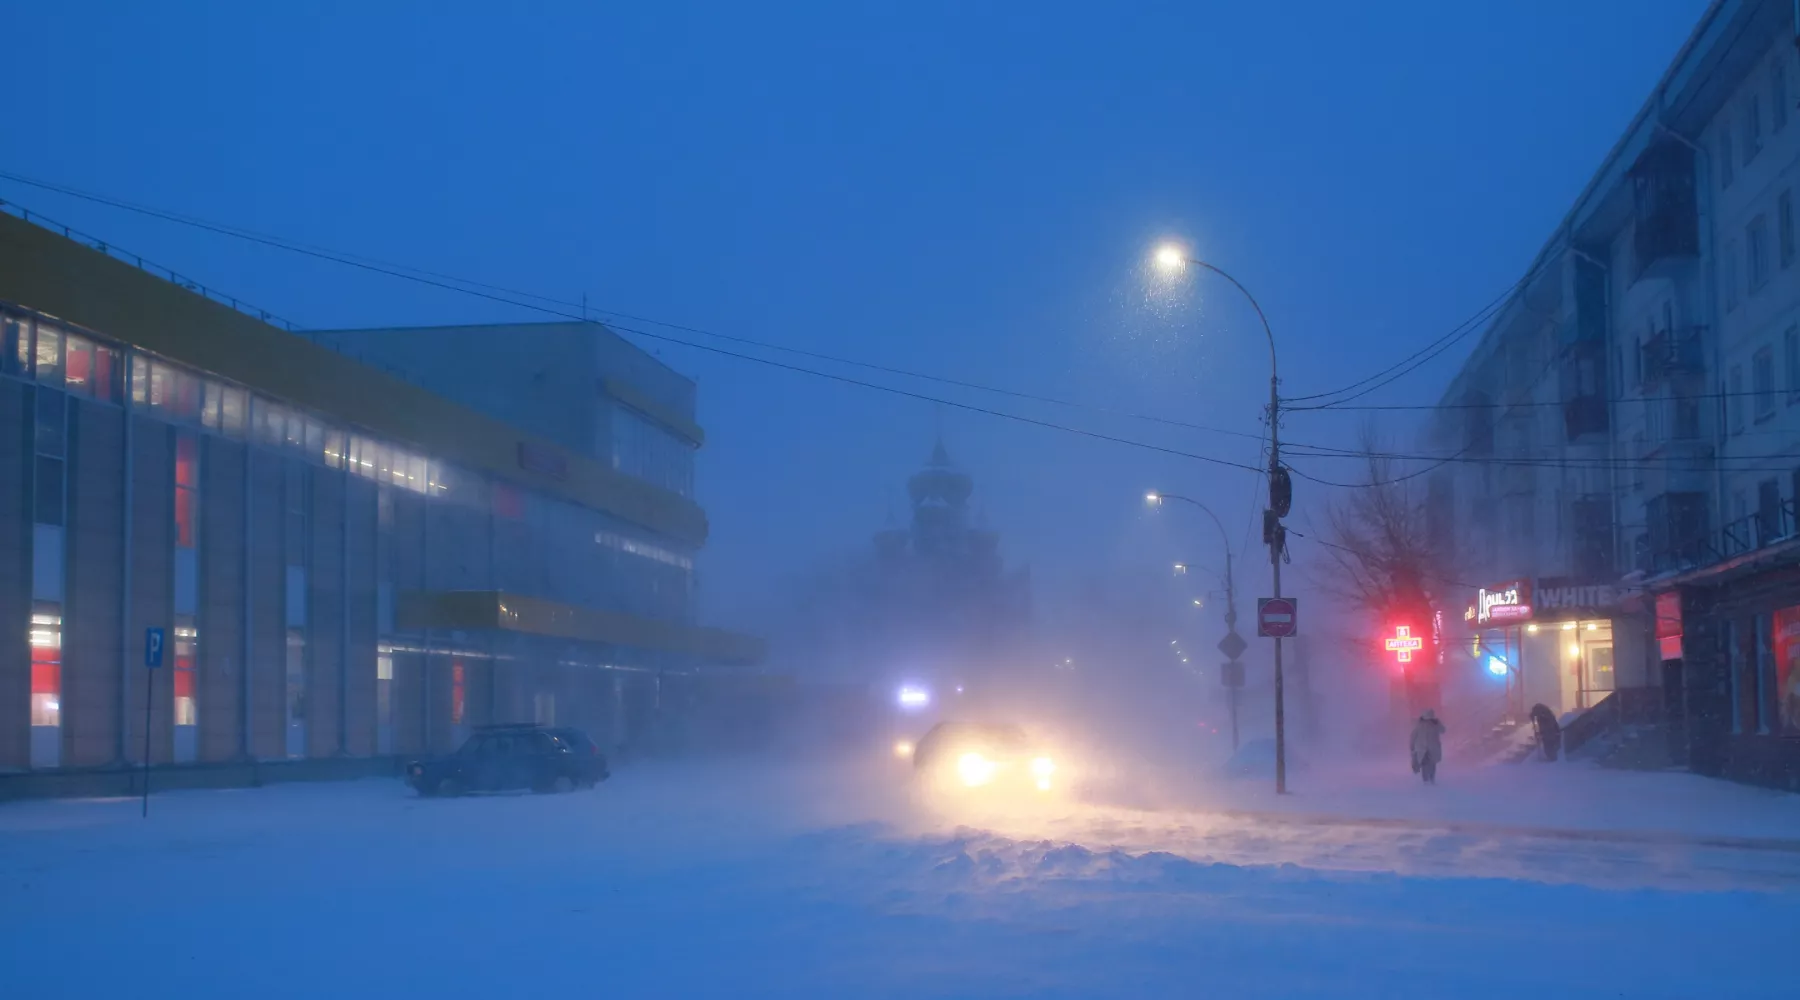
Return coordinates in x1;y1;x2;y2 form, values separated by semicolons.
2;0;1707;635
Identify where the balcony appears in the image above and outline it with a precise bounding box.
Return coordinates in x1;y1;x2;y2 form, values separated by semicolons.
1638;327;1706;388
1629;139;1699;283
1641;492;1800;576
1641;491;1710;575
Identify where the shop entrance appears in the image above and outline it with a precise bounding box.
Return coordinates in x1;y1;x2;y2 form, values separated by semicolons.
1556;620;1615;712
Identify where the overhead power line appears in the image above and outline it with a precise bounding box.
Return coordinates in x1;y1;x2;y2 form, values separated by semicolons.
1282;248;1561;409
0;169;1264;445
0;184;1268;474
1281;440;1800;475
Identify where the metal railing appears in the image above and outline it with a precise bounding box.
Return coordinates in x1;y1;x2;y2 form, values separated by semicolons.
1642;496;1798;575
1;198;301;332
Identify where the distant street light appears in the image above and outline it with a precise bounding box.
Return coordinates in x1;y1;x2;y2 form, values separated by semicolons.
1144;490;1245;751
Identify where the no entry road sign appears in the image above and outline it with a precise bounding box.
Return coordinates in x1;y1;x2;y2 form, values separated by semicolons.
1257;597;1297;638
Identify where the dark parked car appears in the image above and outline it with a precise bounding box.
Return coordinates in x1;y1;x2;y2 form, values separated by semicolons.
406;724;609;796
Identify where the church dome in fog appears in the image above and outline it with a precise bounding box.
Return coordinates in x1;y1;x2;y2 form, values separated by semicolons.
907;438;973;508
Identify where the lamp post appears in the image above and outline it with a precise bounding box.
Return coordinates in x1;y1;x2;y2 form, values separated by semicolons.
1150;245;1288;793
1146;491;1243;752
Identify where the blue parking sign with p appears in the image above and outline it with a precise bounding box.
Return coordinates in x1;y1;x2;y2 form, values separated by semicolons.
145;627;164;669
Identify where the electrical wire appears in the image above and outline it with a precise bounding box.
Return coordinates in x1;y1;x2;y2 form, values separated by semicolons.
1281;248;1561;408
0;187;1269;475
0;169;1265;445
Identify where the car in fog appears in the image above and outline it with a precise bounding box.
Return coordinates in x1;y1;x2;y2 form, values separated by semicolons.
911;721;1058;793
406;723;609;796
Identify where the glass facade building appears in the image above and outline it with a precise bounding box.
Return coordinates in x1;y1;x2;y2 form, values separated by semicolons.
0;211;760;784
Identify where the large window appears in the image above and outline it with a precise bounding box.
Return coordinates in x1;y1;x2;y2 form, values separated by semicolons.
173;434;200;760
1724;240;1741;312
1730;365;1746;434
1721;124;1735;188
1787;326;1800;403
1755;346;1777;422
1745;96;1764;164
173;619;198;728
29;387;67;768
376;653;394;754
285;464;310;759
610;404;695;498
1781;190;1796;269
1776;58;1791;133
1749;216;1771;291
1773;606;1800;735
29;605;61;729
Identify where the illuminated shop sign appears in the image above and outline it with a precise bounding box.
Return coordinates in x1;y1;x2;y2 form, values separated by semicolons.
1477;580;1531;624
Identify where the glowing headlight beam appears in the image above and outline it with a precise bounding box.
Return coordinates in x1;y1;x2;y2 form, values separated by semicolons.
957;752;996;786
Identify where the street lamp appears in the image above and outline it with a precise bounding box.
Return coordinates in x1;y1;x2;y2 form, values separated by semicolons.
1148;241;1287;792
1145;490;1245;751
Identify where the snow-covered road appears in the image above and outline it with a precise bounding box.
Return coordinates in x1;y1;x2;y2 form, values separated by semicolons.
3;760;1797;998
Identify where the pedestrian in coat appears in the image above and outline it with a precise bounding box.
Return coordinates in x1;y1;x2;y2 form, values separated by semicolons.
1410;709;1446;784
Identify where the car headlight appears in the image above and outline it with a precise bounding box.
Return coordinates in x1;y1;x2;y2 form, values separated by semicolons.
957;752;997;786
894;740;914;759
1030;757;1055;779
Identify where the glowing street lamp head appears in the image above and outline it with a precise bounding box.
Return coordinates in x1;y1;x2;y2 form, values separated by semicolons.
1145;491;1162;505
896;685;930;710
1154;244;1187;272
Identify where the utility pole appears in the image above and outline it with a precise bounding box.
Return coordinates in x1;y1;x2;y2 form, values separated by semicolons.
1269;372;1287;795
1224;550;1239;751
1149;247;1284;792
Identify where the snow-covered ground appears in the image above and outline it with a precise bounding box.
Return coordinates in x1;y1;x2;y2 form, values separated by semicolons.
4;756;1798;999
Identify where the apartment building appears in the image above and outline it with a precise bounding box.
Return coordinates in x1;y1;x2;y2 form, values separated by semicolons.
1428;0;1800;787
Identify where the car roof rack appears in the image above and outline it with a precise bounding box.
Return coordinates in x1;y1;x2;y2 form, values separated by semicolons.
474;722;543;731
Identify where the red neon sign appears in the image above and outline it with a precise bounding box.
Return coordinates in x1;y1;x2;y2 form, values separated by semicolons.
1386;625;1424;663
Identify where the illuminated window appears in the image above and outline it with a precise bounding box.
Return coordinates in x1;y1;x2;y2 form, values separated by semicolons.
3;314;26;375
219;386;247;438
33;322;61;384
175;434;200;549
29;605;61;728
63;336;121;403
200;381;222;430
173;618;198;728
376;653;394;754
451;661;466;725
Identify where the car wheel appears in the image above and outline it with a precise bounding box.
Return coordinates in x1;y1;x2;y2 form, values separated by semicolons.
436;776;463;798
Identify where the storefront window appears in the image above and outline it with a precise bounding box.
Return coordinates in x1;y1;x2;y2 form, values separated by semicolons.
1773;607;1800;735
28;604;61;728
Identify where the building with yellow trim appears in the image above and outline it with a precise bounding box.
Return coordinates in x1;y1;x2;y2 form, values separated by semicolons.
0;210;763;795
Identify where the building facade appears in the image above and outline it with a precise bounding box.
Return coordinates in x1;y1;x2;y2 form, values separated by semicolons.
1425;0;1800;786
0;210;761;796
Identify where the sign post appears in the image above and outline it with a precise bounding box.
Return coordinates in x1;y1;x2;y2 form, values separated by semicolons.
1217;628;1247;753
143;626;164;818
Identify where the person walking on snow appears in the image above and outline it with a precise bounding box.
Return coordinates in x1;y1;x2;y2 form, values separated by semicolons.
1410;709;1446;784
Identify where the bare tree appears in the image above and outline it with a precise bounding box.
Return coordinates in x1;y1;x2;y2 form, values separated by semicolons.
1316;425;1443;618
